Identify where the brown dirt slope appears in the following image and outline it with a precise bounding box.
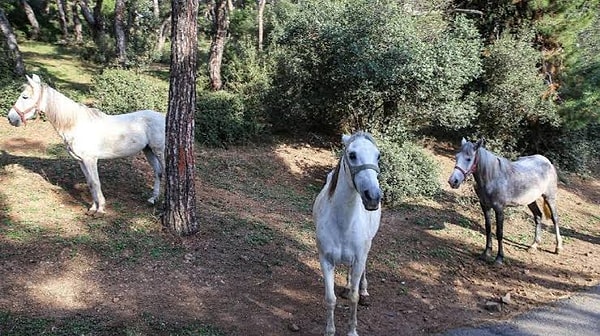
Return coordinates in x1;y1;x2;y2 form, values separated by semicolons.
0;121;598;335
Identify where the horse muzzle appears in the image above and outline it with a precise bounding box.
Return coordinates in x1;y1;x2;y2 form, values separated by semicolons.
361;188;381;211
7;111;23;127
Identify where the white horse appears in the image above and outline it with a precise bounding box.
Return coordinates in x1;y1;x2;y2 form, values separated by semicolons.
6;74;165;215
313;132;382;336
448;138;562;265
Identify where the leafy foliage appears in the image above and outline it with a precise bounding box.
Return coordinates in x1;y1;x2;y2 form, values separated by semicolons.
0;41;22;117
475;33;560;156
195;90;264;147
90;68;168;114
377;137;441;207
266;0;482;136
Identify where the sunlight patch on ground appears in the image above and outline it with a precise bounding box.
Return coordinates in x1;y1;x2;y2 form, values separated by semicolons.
274;143;336;177
25;256;100;310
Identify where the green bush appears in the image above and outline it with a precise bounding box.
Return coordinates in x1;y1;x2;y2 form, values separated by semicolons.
195;91;264;147
0;43;22;117
377;137;441;207
91;68;168;114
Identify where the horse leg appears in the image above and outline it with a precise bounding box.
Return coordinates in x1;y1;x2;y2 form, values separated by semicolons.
143;147;162;204
494;207;505;265
544;196;563;254
79;159;105;215
479;205;493;261
527;202;543;252
358;269;370;306
78;161;96;213
347;261;366;336
320;258;336;336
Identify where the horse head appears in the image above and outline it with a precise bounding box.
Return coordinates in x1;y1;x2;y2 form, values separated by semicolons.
7;74;45;127
342;132;382;210
448;137;485;188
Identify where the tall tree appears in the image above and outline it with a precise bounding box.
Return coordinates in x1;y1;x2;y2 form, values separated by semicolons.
257;0;266;51
56;0;69;41
162;0;199;235
114;0;127;66
0;7;26;76
19;0;40;40
78;0;105;48
72;2;83;42
208;0;229;90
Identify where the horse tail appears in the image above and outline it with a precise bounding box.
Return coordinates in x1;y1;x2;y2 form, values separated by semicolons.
542;200;552;219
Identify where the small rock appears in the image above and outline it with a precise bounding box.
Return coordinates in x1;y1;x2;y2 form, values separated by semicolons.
288;323;300;332
484;301;502;312
112;297;120;303
501;293;512;305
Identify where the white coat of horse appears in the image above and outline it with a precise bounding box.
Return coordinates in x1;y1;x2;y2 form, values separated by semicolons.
6;74;165;215
313;132;382;336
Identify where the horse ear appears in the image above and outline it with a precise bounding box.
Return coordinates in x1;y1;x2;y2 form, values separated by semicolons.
461;138;467;146
26;74;41;86
342;134;351;146
475;138;485;149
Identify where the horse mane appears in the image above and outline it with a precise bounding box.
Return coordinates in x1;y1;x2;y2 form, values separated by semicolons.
327;132;376;197
477;146;515;181
42;85;106;133
327;157;342;197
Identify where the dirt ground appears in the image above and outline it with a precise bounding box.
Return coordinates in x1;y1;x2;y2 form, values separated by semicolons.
0;120;599;336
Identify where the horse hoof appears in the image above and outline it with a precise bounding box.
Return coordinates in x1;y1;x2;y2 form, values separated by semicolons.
493;259;504;267
527;244;539;253
338;288;351;300
358;294;370;306
147;197;156;205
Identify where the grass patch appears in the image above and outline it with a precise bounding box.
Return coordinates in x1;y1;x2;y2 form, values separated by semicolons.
0;310;225;336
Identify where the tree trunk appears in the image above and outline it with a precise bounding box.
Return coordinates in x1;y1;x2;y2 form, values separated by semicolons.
114;0;127;66
208;0;228;91
155;15;171;55
78;0;105;48
19;0;40;40
56;0;69;41
72;2;83;42
162;0;200;236
257;0;266;51
0;8;26;76
153;0;160;19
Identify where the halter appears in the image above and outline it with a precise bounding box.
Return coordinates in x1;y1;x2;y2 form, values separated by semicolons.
12;85;45;125
454;148;479;179
342;137;381;190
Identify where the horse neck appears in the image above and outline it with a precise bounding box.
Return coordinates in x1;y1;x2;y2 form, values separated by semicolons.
328;157;361;208
474;147;502;185
42;86;95;134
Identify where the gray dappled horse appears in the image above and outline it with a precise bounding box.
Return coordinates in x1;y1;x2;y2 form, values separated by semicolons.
313;132;382;336
7;74;165;215
448;138;563;265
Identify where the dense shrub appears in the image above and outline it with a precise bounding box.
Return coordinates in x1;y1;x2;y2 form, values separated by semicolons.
0;42;22;117
91;69;168;114
377;137;441;207
195;91;264;147
266;0;482;136
475;33;560;156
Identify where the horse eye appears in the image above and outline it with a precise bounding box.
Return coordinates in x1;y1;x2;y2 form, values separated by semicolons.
377;154;381;161
466;158;472;162
22;95;29;99
348;152;357;160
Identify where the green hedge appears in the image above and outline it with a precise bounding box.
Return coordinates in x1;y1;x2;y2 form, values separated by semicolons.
91;69;168;114
195;91;264;147
377;138;441;207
